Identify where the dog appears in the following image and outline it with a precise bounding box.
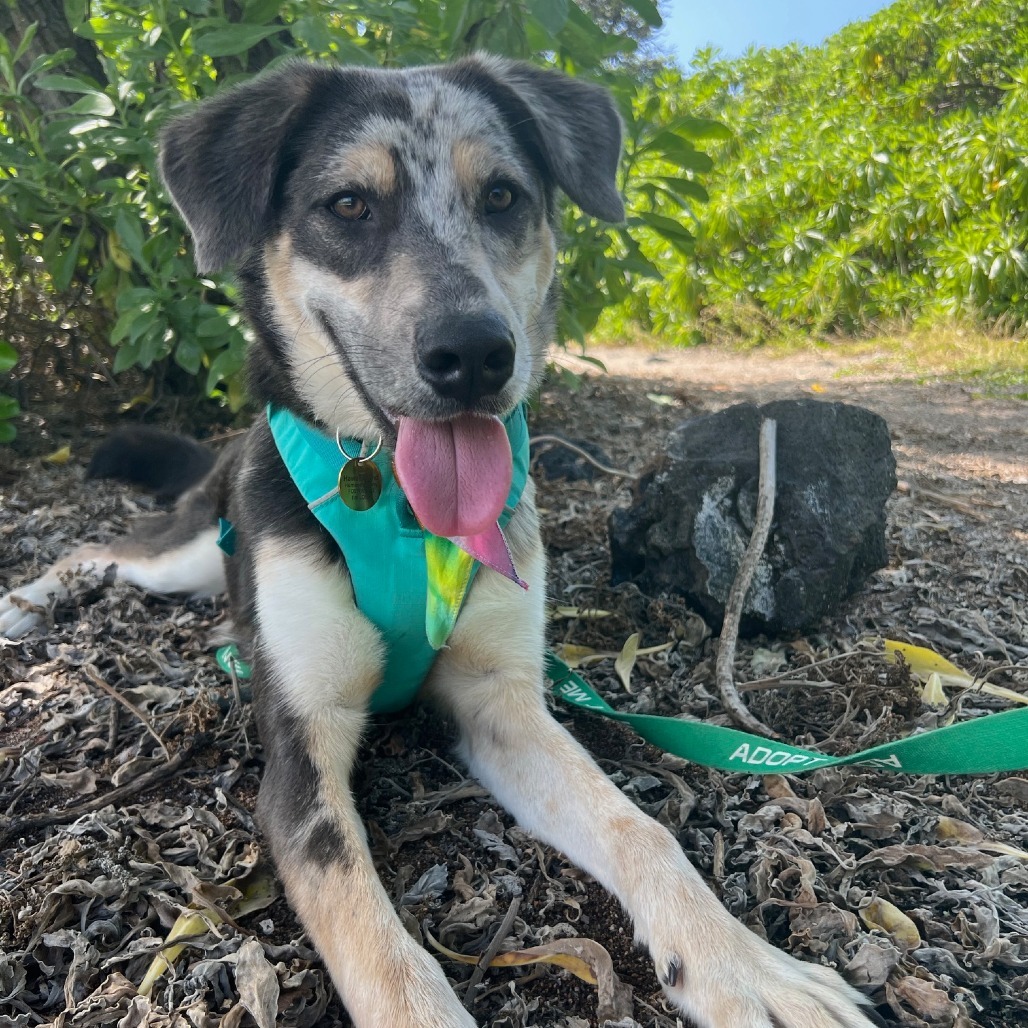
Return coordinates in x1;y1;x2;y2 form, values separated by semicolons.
0;57;879;1027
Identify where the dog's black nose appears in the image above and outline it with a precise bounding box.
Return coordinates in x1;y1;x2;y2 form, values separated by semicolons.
416;313;515;404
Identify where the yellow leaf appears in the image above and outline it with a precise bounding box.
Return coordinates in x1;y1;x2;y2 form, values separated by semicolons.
980;840;1028;861
935;818;1028;859
553;643;598;668
118;383;154;413
859;897;921;949
935;816;983;845
551;606;612;620
615;633;639;693
139;910;221;996
42;445;71;464
979;683;1028;706
921;672;948;707
884;640;973;686
810;382;827;393
885;640;1028;706
138;866;278;997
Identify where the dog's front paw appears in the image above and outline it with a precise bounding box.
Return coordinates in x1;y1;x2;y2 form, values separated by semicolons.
654;917;878;1028
0;585;48;640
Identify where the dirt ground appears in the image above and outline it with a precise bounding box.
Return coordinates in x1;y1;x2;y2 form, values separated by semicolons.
1;342;1026;1028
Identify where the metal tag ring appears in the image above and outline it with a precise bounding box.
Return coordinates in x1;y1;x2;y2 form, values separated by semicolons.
336;429;382;464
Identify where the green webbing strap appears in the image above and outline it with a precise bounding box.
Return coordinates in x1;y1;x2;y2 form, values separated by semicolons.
217;645;1028;772
545;652;1028;774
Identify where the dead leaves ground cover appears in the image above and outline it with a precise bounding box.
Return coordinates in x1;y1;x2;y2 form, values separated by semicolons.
1;367;1027;1028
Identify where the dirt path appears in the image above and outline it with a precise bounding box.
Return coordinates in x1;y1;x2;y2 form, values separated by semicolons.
583;344;1028;489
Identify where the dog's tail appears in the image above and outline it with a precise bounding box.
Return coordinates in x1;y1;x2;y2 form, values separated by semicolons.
87;426;217;501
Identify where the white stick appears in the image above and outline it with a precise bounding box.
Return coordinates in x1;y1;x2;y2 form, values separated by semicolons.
715;418;779;738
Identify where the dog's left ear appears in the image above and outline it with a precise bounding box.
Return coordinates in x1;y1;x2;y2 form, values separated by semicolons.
456;56;625;223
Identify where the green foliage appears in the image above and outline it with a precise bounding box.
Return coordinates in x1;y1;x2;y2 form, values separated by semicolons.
0;340;18;442
600;0;1028;344
0;0;715;433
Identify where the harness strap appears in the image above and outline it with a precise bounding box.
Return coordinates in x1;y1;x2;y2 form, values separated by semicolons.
266;405;529;713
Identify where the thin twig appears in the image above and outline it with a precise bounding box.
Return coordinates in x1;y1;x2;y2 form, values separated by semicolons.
462;894;522;1008
529;434;639;480
740;678;840;693
83;664;170;760
716;418;779;738
741;649;874;688
203;427;249;446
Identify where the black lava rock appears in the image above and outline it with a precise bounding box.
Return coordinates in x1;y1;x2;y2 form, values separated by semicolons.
609;400;896;635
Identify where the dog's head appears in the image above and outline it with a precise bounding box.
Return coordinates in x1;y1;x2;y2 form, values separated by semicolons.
160;56;623;536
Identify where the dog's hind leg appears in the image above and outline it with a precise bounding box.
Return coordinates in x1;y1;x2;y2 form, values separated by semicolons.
250;536;476;1028
0;454;230;639
427;499;877;1028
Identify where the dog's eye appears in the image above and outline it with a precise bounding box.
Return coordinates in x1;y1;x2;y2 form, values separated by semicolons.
330;194;371;221
484;183;516;214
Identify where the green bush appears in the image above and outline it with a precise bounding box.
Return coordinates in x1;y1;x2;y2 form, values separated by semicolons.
0;0;717;431
600;0;1028;344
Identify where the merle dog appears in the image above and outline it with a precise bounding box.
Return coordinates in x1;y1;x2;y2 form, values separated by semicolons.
0;57;876;1028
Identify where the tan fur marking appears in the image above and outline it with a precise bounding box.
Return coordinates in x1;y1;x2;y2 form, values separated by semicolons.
279;855;474;1026
451;138;498;196
333;142;397;195
263;235;381;437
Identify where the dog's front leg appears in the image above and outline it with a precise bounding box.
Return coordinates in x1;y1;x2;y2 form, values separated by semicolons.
251;538;475;1028
428;524;875;1028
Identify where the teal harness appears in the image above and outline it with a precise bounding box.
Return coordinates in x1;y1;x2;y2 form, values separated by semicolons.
263;405;529;713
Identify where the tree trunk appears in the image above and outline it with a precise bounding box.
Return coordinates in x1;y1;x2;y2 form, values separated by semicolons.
0;0;107;110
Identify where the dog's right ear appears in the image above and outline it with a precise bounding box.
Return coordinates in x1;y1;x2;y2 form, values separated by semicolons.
159;60;326;274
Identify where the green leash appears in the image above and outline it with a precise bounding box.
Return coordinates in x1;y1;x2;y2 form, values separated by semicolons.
545;652;1028;775
216;644;1028;774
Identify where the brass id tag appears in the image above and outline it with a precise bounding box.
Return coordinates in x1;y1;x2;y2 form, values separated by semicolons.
338;458;382;511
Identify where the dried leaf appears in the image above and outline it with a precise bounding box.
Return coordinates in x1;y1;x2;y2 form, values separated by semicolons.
978;682;1028;706
551;606;612;619
859;844;994;872
40;768;97;794
426;929;633;1021
845;937;902;988
138;909;219;997
615;633;639;692
860;897;921;949
980;840;1028;861
118;385;153;412
401;863;448;905
235;938;279;1028
888;975;959;1021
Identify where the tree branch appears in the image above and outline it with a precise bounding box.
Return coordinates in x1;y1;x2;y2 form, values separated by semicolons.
715;418;779;738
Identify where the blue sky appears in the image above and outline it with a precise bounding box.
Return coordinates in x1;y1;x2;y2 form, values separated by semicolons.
659;0;895;64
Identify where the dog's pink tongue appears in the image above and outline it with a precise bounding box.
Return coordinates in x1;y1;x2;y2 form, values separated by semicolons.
395;415;511;538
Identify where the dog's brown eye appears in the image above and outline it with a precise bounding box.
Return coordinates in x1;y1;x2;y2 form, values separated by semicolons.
484;183;515;214
330;194;370;221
